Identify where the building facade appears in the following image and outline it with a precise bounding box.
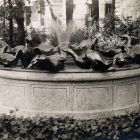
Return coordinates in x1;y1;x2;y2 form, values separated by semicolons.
25;0;140;33
115;0;140;19
99;0;140;20
25;0;97;33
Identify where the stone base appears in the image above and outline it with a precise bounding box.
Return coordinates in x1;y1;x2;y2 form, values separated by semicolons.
0;67;140;119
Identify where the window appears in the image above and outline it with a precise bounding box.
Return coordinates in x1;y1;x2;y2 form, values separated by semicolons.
105;3;112;15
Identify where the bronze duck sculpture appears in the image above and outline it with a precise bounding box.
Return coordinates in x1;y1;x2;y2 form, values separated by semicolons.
0;39;20;67
85;50;112;72
62;38;98;69
28;53;66;73
27;43;67;73
113;34;139;67
127;38;140;64
62;38;112;72
3;50;22;67
62;47;91;69
8;42;42;68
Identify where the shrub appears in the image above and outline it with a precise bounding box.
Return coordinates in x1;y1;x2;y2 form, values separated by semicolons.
0;24;9;44
0;112;140;140
47;33;60;47
69;28;86;44
125;17;140;43
70;25;98;44
30;29;47;47
0;24;20;47
103;14;140;43
103;13;127;36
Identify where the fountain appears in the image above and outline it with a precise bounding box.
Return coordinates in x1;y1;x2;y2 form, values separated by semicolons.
0;1;140;119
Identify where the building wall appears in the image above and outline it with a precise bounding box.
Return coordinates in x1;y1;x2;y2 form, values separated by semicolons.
27;0;140;33
99;0;112;20
29;2;41;29
27;0;91;32
115;0;140;19
27;0;66;33
73;0;89;28
99;0;140;21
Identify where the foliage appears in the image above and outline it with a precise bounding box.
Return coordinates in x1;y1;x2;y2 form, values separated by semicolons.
69;27;92;44
103;13;140;43
0;23;9;44
47;33;59;47
0;0;35;46
0;0;31;19
0;23;25;47
69;15;140;55
95;14;140;60
124;17;140;43
96;34;125;57
103;13;117;36
69;24;99;45
30;29;47;47
103;13;125;36
0;113;139;139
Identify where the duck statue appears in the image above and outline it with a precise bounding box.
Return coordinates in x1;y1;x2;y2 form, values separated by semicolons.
27;43;68;73
28;53;66;73
62;38;112;72
85;51;112;72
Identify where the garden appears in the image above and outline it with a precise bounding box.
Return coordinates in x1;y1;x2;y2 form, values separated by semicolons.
0;14;139;139
0;0;140;140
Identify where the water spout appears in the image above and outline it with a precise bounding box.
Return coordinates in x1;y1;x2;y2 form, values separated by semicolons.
46;0;74;46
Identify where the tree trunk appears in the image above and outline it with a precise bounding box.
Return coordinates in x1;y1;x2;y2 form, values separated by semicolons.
9;17;13;47
15;17;25;46
14;0;25;46
8;0;13;47
91;0;99;28
112;0;116;31
3;0;6;28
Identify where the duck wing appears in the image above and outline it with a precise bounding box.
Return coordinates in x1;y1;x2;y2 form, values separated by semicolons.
90;60;112;72
62;47;90;69
85;51;112;71
28;54;66;72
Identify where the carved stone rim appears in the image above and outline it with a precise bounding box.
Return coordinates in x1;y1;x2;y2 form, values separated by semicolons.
0;66;140;82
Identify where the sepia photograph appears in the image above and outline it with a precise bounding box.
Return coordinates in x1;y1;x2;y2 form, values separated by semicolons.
0;0;139;139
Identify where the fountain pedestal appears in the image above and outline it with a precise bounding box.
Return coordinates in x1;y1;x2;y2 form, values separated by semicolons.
0;67;139;119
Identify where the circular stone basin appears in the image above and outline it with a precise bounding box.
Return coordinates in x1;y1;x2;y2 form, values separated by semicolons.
0;66;140;119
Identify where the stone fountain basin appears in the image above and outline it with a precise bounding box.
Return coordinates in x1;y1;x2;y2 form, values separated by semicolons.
0;67;140;119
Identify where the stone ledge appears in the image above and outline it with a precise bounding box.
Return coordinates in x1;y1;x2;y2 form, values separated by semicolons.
0;104;139;120
0;67;140;82
0;68;139;119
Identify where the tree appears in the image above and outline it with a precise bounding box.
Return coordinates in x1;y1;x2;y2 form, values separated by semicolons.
0;0;31;47
0;0;58;47
13;0;25;46
111;0;116;31
8;0;14;47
